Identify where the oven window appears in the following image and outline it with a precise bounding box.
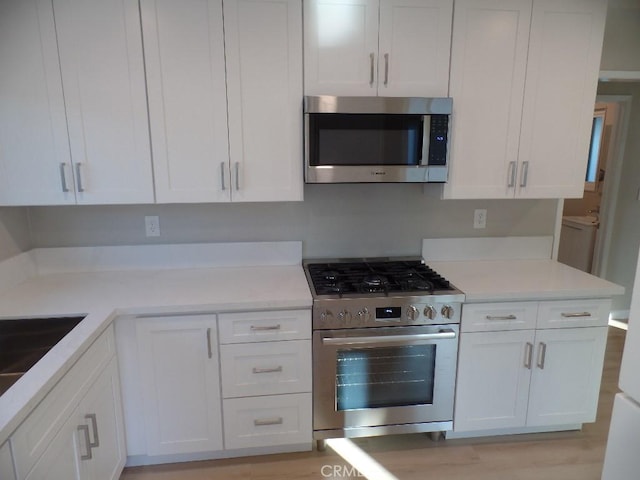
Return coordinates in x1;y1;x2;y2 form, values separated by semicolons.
335;344;436;411
308;114;423;166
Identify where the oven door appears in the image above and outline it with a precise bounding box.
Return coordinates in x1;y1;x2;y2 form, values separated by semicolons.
313;325;458;436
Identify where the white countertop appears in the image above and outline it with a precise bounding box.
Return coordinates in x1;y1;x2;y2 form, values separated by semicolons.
0;243;312;445
430;259;624;302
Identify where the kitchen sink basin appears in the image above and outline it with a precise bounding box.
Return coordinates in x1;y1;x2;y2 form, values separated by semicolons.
0;316;85;396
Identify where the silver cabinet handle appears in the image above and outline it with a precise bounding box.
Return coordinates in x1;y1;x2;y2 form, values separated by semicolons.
524;342;533;369
254;417;283;427
520;161;529;187
206;327;213;359
507;161;517;187
537;342;547;369
384;53;389;86
85;414;99;448
75;163;84;192
220;162;226;191
322;329;456;346
59;163;70;192
369;52;375;86
485;315;517;321
234;162;240;190
77;424;92;460
252;366;283;374
250;324;281;331
561;312;592;318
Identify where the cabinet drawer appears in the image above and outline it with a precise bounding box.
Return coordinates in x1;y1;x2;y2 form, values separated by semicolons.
537;299;611;329
461;302;538;332
218;310;311;343
222;393;312;450
11;325;115;480
220;340;311;398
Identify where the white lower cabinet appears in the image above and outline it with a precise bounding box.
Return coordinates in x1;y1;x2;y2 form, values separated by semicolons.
24;359;125;480
122;309;312;463
10;326;125;480
219;310;313;450
454;299;610;434
136;315;223;456
223;393;312;450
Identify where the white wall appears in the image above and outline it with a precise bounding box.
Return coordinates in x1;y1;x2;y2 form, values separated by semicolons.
600;0;640;71
0;207;32;261
26;184;557;259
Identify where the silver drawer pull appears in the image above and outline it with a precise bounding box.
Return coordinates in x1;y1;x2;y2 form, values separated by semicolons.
485;315;517;321
252;366;283;374
85;413;100;448
59;163;70;192
77;424;92;460
254;417;283;427
524;342;533;369
75;162;85;192
560;312;592;318
537;342;547;369
250;324;281;331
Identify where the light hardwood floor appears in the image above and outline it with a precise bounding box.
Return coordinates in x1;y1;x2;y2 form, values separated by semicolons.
120;327;626;480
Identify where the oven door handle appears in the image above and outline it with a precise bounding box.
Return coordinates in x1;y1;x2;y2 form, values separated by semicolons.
321;329;457;346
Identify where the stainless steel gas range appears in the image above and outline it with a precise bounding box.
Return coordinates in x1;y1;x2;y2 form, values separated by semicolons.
303;257;465;444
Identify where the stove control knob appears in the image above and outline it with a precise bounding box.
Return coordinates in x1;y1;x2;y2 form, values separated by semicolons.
320;310;334;325
357;308;371;323
441;305;454;319
423;305;437;320
406;305;420;321
338;310;352;324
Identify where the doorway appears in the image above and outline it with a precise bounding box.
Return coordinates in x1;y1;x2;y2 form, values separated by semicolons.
557;95;632;281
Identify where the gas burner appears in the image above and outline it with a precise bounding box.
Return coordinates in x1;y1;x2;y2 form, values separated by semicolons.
403;279;434;291
322;270;340;282
362;274;389;287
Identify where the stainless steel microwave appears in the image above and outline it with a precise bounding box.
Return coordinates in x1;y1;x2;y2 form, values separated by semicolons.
304;96;452;184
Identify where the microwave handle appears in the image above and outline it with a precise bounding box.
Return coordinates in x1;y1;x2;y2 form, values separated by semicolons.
322;329;456;346
421;115;431;165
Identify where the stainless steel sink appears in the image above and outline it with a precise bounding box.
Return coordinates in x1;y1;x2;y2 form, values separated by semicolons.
0;316;85;396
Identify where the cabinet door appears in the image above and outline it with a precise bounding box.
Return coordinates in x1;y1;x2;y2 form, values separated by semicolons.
136;315;223;456
443;0;531;199
303;0;380;96
527;326;607;426
516;0;607;198
141;0;231;203
225;0;303;202
0;0;75;205
454;330;533;432
79;359;125;480
53;0;153;204
1;441;16;480
24;418;82;480
377;0;452;97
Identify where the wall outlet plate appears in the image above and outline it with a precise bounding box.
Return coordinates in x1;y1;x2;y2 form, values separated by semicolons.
474;209;487;229
145;216;160;237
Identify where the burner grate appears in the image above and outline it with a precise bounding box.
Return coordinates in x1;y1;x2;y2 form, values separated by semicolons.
307;259;452;296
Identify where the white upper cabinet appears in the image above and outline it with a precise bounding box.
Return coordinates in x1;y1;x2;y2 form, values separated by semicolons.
224;0;304;202
0;0;154;205
517;0;607;199
444;0;607;199
141;0;230;203
304;0;453;97
142;0;303;203
53;0;154;204
0;0;74;205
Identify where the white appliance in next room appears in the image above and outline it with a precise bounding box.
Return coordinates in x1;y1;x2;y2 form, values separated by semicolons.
602;248;640;479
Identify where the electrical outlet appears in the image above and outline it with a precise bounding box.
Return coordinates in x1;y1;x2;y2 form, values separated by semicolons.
145;216;160;237
474;209;487;229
